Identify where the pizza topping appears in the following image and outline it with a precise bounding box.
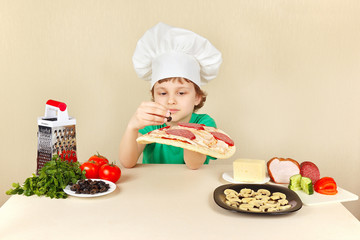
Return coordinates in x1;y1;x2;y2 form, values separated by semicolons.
136;123;236;159
166;112;172;122
166;129;196;140
161;137;191;144
210;132;234;146
178;122;205;130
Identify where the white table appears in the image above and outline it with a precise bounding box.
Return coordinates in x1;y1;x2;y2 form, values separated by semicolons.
0;164;359;240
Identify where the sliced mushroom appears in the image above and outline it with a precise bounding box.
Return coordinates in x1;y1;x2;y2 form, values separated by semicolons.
278;199;289;206
241;197;256;203
224;189;238;196
239;204;252;211
248;207;261;212
279;204;292;210
272;192;286;199
257;189;271;196
248;200;264;208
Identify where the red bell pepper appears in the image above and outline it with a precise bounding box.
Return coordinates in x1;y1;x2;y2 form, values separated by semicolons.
314;177;338;195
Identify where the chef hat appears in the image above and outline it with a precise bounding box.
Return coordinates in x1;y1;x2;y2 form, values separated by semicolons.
132;22;222;88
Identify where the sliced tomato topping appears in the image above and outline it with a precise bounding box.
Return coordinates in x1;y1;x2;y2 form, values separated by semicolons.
210;132;234;146
177;122;205;130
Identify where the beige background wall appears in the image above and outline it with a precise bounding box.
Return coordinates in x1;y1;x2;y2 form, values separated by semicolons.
1;0;359;219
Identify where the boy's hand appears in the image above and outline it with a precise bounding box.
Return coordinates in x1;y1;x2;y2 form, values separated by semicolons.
128;101;170;130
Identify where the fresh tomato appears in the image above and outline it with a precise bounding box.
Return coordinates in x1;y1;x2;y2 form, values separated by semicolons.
88;152;109;167
80;161;100;179
314;177;338;195
99;163;121;183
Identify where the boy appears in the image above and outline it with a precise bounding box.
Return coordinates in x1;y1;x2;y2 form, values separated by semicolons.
119;23;222;170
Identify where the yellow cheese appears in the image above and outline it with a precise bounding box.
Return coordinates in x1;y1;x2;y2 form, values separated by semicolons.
233;159;266;182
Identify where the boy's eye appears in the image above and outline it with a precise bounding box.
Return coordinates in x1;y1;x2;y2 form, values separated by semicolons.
157;92;167;96
178;91;186;95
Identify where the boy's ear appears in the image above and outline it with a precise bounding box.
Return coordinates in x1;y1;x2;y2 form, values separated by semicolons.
194;94;202;106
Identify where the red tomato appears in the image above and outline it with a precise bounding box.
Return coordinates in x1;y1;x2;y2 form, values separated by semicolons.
88;152;109;167
80;161;100;179
99;163;121;183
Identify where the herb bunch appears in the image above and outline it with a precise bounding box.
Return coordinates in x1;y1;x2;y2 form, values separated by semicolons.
6;155;86;199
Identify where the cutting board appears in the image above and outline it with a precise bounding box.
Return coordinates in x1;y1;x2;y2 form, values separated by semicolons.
267;182;358;206
294;187;359;206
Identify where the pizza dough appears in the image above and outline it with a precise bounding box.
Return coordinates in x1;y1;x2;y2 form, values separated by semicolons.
136;123;236;159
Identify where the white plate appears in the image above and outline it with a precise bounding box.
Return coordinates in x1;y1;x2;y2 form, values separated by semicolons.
222;172;270;184
63;179;116;198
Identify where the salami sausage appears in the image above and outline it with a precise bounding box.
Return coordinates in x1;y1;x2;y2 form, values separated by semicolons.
166;129;196;140
210;132;234;146
300;161;320;184
177;122;205;130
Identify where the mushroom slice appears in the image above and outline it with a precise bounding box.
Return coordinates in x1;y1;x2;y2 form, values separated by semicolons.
270;195;280;200
279;204;292;210
267;207;279;212
264;202;280;209
248;207;261;212
278;199;289;206
255;195;270;201
241;197;256;203
239;188;254;197
239;204;251;211
272;192;286;199
226;196;241;203
249;200;264;208
224;189;238;196
257;189;271;196
259;205;270;212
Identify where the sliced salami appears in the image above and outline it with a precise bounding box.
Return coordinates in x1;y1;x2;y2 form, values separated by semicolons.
210;132;234;146
300;161;320;184
166;129;196;140
177;122;205;130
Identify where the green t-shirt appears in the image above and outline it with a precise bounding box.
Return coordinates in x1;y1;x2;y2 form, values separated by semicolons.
138;113;217;164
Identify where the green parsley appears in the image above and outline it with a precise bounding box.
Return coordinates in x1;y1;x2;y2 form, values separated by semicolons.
6;155;86;199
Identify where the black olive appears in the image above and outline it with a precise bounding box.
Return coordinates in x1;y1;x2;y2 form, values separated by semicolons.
166;112;172;122
90;189;97;194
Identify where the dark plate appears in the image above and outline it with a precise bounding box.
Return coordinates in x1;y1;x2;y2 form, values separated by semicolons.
213;184;303;215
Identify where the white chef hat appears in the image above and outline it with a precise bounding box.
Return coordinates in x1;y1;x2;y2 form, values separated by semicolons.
132;22;222;88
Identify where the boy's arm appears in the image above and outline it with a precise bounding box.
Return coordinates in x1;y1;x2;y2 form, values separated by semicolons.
183;150;207;170
119;101;169;168
119;125;145;168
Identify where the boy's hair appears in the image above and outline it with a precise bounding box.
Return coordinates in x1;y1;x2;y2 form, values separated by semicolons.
151;78;207;112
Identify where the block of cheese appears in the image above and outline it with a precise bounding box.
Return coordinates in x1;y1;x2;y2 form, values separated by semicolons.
233;159;266;182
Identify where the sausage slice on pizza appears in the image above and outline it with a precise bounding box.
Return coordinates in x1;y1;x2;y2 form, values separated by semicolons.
136;123;236;159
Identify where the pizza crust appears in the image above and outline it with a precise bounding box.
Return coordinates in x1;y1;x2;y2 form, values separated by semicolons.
136;134;236;159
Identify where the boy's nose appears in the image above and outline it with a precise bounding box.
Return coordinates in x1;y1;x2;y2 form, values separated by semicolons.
168;96;176;104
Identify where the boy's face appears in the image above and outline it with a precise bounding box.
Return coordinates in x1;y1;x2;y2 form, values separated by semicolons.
153;78;201;124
